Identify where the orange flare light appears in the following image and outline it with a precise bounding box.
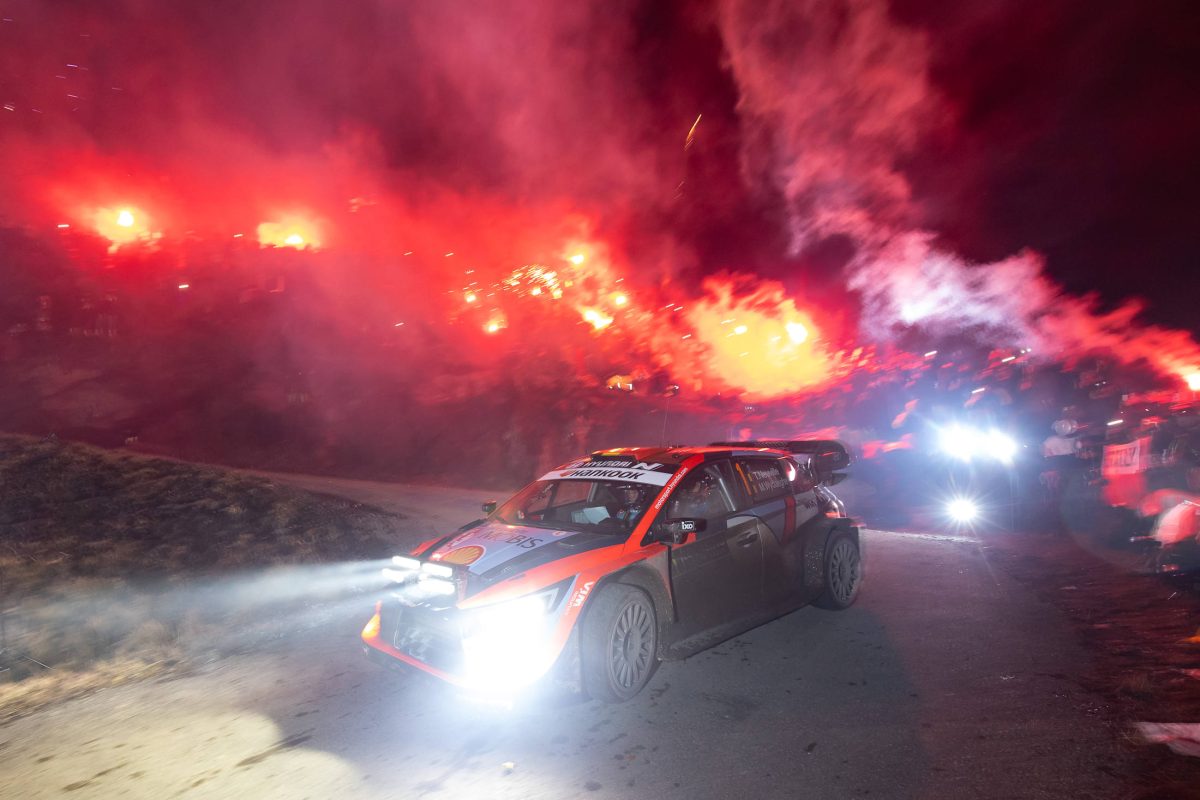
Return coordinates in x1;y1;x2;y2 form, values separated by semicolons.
685;277;831;398
92;206;158;249
257;217;321;250
581;308;613;331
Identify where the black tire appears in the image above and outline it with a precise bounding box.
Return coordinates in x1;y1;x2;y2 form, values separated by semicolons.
580;584;659;702
814;532;862;610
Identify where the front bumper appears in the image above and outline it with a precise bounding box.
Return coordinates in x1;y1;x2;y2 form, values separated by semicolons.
362;599;574;692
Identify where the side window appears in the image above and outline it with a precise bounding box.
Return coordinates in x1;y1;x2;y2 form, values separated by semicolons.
665;464;735;522
734;458;791;504
788;457;816;493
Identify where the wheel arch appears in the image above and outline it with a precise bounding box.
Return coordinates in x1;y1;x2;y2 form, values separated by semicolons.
581;555;674;658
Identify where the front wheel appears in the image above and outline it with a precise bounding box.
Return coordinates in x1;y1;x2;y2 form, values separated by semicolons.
581;584;659;702
815;532;862;610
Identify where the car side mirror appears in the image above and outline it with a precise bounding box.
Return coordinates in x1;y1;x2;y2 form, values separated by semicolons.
482;500;498;515
653;518;705;545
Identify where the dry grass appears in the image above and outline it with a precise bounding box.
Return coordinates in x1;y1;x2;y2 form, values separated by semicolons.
0;433;405;715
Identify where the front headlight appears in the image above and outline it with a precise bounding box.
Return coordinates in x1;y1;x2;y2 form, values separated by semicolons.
939;426;1017;464
459;582;569;690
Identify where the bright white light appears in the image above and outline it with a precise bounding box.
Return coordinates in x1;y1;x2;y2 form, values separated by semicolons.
462;592;555;690
568;253;585;265
1185;372;1200;391
940;426;1017;463
939;426;978;461
947;498;979;524
785;322;808;344
381;567;413;583
421;562;454;579
1107;419;1124;427
987;430;1017;464
392;556;420;571
116;209;135;227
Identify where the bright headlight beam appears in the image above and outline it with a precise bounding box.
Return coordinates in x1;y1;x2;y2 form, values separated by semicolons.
421;562;454;579
947;498;979;524
939;426;1018;463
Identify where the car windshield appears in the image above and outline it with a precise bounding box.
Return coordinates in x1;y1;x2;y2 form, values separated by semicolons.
494;479;658;534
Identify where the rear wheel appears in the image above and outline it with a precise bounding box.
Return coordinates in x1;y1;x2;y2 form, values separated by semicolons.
581;584;659;702
815;532;862;610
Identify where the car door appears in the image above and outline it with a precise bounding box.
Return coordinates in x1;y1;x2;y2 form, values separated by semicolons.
665;461;765;639
731;456;811;608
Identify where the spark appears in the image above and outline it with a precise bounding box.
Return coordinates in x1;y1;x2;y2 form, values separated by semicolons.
785;322;808;344
56;223;69;229
177;283;190;290
116;210;135;227
530;287;542;296
445;252;454;257
1185;372;1200;391
568;254;585;265
613;293;628;307
734;325;748;335
1107;419;1124;426
924;350;938;358
464;292;478;304
1001;355;1017;363
971;387;986;394
685;114;702;151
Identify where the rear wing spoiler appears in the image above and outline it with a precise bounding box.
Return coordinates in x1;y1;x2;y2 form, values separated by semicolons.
710;439;852;474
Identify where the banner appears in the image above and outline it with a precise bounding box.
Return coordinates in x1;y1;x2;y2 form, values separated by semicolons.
1102;436;1151;506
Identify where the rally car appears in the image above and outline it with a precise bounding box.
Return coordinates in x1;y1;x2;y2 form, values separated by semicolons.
361;440;861;702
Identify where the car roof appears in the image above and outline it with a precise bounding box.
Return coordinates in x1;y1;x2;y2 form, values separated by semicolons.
590;445;790;466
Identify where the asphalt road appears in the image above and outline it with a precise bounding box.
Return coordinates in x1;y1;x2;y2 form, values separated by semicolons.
0;476;1124;799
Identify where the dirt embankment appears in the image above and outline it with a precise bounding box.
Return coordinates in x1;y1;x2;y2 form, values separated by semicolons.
0;434;405;716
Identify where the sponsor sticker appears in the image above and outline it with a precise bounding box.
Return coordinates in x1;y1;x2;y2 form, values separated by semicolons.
569;580;595;608
539;459;674;486
440;545;485;565
653;465;691;510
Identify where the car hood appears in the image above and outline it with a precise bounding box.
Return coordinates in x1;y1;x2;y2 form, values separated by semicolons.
426;520;594;576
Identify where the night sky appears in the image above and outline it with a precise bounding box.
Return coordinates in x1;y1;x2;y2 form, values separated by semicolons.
1;0;1197;336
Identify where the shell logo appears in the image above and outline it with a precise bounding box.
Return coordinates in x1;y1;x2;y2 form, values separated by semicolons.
440;545;485;565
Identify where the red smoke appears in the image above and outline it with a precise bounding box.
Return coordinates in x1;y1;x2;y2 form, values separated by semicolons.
1;0;1197;414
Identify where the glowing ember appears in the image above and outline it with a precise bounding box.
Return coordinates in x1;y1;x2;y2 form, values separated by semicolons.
581;308;613;330
464;292;478;304
256;217;321;250
92;206;156;249
613;293;628;306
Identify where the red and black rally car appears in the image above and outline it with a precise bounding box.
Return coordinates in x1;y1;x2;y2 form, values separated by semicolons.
362;440;861;701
